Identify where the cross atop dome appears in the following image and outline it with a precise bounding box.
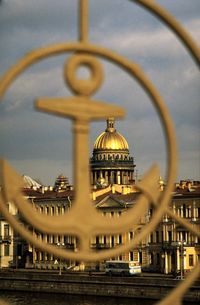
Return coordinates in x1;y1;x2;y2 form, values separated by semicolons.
106;117;116;132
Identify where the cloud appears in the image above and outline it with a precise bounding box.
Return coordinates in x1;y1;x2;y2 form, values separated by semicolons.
9;158;73;186
0;0;77;31
0;0;199;184
156;0;200;22
92;18;200;62
0;55;73;112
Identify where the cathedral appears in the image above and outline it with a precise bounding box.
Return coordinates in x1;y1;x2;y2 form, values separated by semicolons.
0;118;200;274
90;118;135;186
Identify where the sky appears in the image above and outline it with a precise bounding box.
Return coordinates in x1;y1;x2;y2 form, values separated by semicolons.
0;0;199;186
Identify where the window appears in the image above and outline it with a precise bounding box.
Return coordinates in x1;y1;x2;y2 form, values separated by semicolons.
4;244;9;256
156;253;160;265
182;231;186;240
189;254;194;267
17;244;22;256
4;224;9;237
130;251;134;261
111;236;115;247
139;251;142;264
168;231;172;242
156;231;159;243
35;251;39;261
96;236;99;244
183;204;186;217
129;231;134;239
187;207;191;218
41;252;44;261
149;209;153;217
150;253;154;265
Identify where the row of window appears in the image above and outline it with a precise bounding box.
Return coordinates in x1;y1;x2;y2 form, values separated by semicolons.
175;205;200;218
95;235;123;245
149;230;199;244
149;252;196;267
35;234;75;245
36;205;70;214
150;205;200;219
36;208;124;218
91;154;133;161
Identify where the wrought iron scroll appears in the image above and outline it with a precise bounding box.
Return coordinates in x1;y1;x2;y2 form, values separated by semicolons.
0;1;199;304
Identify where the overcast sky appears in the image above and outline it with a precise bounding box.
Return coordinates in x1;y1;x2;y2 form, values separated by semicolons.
0;0;199;186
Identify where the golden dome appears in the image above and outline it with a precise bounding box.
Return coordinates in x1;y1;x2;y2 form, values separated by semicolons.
93;118;129;151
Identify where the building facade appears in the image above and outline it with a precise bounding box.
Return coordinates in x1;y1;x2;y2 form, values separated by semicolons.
147;183;200;274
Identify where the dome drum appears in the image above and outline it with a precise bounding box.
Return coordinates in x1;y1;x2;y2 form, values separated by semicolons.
90;158;135;170
91;153;133;162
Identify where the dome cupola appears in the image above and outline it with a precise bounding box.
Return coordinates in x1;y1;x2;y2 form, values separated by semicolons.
54;174;69;191
94;118;129;151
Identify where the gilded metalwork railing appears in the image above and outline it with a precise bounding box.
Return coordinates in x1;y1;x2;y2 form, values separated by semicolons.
0;1;199;305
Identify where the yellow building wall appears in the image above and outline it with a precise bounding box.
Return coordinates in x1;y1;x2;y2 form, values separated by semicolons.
185;247;198;272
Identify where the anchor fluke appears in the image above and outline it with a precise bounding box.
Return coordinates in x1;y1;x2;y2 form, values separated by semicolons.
136;164;161;205
0;159;24;202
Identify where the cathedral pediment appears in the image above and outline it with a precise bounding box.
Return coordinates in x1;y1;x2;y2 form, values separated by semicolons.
95;195;125;209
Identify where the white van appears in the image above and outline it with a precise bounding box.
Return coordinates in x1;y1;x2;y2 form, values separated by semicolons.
105;260;141;276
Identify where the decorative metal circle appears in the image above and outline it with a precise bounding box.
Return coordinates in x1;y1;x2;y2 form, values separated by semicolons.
64;54;103;95
133;0;200;66
0;1;199;304
0;43;177;262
